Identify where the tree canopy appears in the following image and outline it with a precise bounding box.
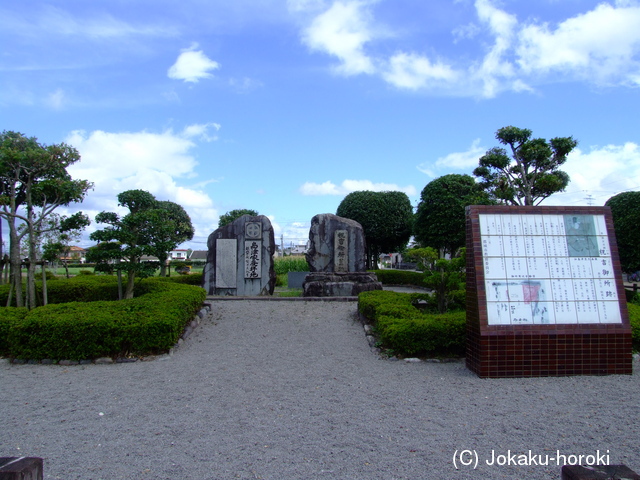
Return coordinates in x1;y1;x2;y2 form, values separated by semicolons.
88;189;194;298
336;190;413;269
0;130;92;308
219;209;259;227
605;191;640;273
473;126;577;206
414;174;493;257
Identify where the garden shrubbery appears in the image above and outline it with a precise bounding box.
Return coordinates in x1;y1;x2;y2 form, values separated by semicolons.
362;290;640;357
626;302;640;352
359;290;465;357
0;276;206;361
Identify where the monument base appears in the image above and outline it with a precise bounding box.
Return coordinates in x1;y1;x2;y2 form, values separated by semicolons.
302;272;382;297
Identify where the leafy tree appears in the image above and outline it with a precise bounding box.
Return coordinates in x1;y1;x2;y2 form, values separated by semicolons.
218;209;259;228
0;130;92;308
473;126;577;206
88;190;158;299
336;191;413;269
148;200;194;276
414;174;493;257
605;191;640;273
41;212;91;279
405;246;438;272
88;190;195;298
423;249;467;313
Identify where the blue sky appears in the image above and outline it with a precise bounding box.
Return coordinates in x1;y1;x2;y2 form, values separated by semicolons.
2;0;640;250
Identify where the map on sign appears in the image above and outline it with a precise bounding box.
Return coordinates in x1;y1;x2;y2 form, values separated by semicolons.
479;213;621;325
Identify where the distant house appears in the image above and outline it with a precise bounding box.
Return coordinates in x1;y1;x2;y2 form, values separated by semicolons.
189;250;208;261
59;246;87;263
170;249;189;260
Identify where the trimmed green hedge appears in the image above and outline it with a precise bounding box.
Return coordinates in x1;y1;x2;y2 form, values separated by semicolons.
0;278;206;361
359;290;465;357
369;270;426;287
627;303;640;352
362;291;640;357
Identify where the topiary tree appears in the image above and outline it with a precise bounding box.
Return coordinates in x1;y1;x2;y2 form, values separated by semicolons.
605;191;640;273
336;190;413;269
414;174;493;257
88;190;193;299
473;126;577;206
148;200;194;277
218;209;259;227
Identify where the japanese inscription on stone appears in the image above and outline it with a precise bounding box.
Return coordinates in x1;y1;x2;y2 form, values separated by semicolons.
480;213;621;325
334;230;348;273
245;240;262;279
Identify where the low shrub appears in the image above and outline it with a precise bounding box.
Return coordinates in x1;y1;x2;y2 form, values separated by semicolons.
369;270;426;287
2;279;206;360
0;307;28;354
627;303;640;352
358;290;465;357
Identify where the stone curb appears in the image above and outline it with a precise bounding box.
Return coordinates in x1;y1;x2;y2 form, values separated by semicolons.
5;301;213;366
207;296;358;302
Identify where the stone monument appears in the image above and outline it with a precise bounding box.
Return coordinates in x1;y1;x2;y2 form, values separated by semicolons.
202;215;276;296
303;213;382;297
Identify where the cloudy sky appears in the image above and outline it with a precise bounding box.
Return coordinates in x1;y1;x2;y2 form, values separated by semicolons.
2;0;640;249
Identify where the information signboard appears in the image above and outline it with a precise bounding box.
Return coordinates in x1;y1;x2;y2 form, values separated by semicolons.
466;205;631;378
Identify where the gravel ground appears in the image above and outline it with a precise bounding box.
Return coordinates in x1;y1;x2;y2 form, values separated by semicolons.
1;300;639;480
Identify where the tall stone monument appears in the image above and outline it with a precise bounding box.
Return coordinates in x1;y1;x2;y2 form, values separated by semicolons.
202;215;276;296
303;213;382;297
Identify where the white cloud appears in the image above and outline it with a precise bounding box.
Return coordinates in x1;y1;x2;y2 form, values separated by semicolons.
416;139;486;177
0;5;174;40
168;44;220;83
65;126;220;246
382;52;459;90
302;1;376;75
546;142;640;205
46;88;66;109
471;0;519;97
516;3;640;85
300;179;417;196
182;123;221;142
297;0;640;96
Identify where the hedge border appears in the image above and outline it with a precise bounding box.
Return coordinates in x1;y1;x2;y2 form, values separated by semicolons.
0;277;207;361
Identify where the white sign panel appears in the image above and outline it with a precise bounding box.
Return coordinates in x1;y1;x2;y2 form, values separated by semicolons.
480;213;621;325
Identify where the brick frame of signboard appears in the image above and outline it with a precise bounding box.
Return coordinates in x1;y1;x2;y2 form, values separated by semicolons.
465;205;632;378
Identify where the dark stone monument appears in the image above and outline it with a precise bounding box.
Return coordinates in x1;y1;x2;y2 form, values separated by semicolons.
0;457;43;480
303;213;382;297
202;215;276;296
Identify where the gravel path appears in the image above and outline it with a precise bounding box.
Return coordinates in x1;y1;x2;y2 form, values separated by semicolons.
2;300;639;480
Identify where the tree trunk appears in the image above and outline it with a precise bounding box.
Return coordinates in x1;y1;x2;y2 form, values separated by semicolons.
125;270;136;299
26;195;38;309
159;256;168;277
42;263;48;306
8;217;24;307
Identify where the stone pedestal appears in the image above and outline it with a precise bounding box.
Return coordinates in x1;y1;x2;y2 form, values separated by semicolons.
0;457;43;480
303;272;382;297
